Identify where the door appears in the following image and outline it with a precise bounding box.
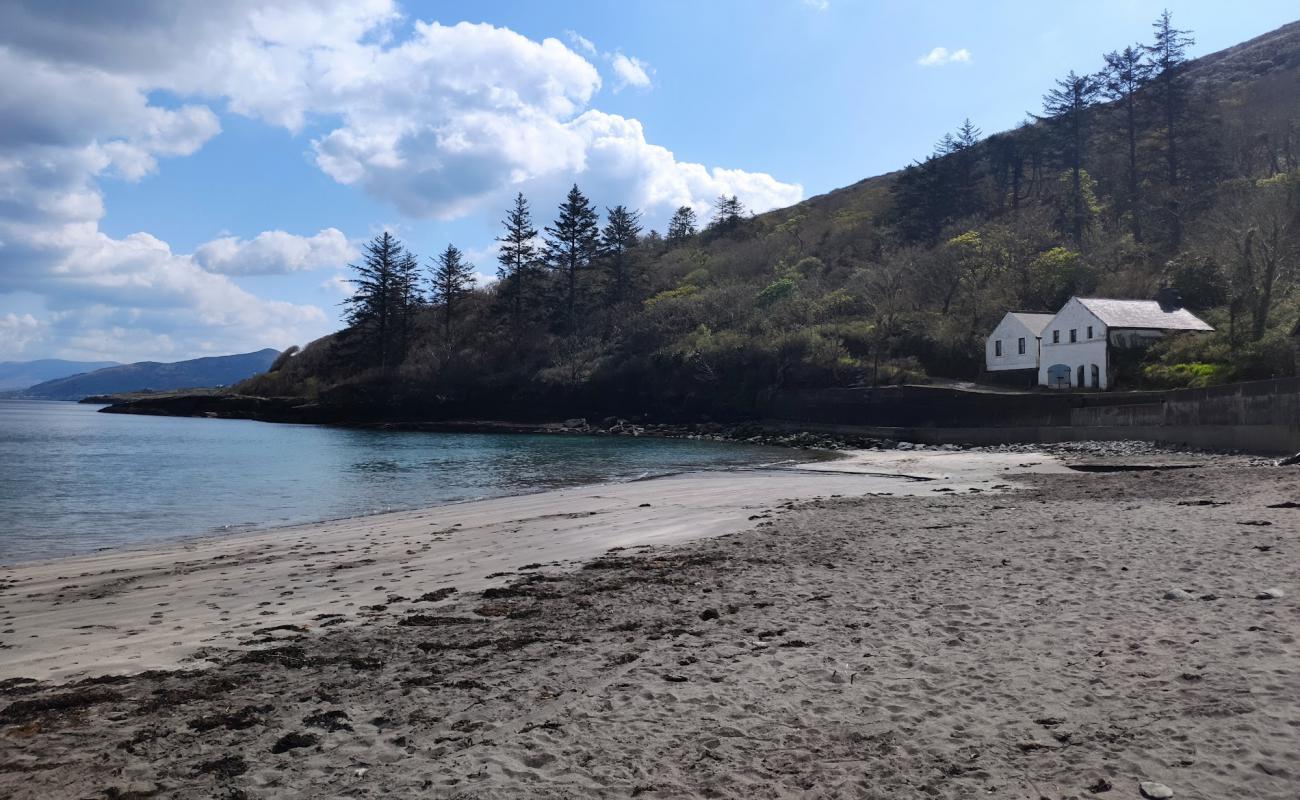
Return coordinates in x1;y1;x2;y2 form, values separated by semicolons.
1076;365;1085;388
1046;364;1070;388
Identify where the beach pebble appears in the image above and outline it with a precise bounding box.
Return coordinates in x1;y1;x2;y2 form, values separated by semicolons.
1256;588;1285;600
1139;781;1173;798
1162;589;1194;601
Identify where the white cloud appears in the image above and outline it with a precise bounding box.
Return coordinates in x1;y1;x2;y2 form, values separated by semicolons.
802;0;830;10
0;313;45;359
917;47;972;67
0;2;802;359
320;274;355;296
610;53;652;91
564;29;596;56
194;228;355;275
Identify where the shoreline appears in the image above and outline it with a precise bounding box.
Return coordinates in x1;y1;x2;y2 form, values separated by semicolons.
0;442;837;571
0;449;1068;684
3;449;1296;798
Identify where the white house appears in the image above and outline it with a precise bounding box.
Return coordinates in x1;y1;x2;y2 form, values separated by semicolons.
1037;291;1214;390
984;311;1054;385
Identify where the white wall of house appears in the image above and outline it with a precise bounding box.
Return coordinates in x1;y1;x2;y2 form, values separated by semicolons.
1038;299;1109;389
985;314;1040;372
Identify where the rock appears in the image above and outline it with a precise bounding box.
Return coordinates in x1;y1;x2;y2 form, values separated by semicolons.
271;731;319;754
1256;588;1285;600
1086;777;1112;793
1277;452;1300;466
562;417;587;429
1162;589;1195;601
699;608;720;621
1139;781;1173;799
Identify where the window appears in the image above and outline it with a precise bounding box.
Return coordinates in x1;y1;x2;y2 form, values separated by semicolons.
1091;364;1100;388
994;340;1002;357
1052;330;1060;344
1087;325;1093;339
1018;337;1026;355
1069;329;1077;343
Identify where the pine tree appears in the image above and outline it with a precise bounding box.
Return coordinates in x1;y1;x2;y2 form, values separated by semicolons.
1102;45;1154;241
600;205;643;305
543;184;601;324
708;195;746;232
429;244;476;346
1043;70;1100;243
495;192;541;336
393;248;423;362
1146;10;1194;187
343;232;418;372
666;206;698;243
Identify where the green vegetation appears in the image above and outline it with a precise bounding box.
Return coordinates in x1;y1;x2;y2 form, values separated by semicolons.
242;13;1300;419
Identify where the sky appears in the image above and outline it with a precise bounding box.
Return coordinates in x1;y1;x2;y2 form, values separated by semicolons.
0;1;1296;363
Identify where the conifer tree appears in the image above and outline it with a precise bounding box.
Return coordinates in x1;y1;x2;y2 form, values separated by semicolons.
429;244;476;346
1146;10;1195;187
543;184;601;324
392;248;423;362
1043;70;1100;243
495;192;541;336
708;195;746;232
343;231;418;371
1102;45;1154;241
600;205;643;305
666;206;698;243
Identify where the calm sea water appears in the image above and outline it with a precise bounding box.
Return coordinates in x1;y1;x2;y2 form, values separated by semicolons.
0;400;796;563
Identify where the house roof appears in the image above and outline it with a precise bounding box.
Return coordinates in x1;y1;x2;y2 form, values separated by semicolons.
1076;298;1214;331
1008;312;1055;336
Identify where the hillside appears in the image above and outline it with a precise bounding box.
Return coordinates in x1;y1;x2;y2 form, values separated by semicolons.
15;349;280;401
0;359;119;392
239;14;1300;422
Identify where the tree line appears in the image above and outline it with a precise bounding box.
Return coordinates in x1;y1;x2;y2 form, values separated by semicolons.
342;188;748;372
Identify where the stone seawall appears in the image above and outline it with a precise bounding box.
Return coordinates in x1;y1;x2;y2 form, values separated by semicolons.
764;378;1300;455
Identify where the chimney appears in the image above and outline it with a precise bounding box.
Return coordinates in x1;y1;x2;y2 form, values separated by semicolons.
1155;286;1184;311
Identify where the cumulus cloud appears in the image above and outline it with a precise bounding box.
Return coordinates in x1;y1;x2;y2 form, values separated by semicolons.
917;46;972;67
0;1;802;359
610;53;652;91
194;228;354;275
0;313;45;359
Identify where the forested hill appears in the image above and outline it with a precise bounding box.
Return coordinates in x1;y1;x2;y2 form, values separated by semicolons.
242;13;1300;422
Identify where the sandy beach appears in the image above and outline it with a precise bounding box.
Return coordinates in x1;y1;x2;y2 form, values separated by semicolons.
2;446;1299;798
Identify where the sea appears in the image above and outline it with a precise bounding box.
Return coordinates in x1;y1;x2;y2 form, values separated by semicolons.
0;400;794;563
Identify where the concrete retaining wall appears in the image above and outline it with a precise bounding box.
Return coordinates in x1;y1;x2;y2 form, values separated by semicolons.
764;378;1300;455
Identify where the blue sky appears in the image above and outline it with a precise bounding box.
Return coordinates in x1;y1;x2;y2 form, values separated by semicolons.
1;1;1296;362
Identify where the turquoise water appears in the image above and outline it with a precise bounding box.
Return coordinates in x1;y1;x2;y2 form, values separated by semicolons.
0;400;795;563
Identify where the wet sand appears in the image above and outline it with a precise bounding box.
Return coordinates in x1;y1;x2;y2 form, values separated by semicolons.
2;448;1299;798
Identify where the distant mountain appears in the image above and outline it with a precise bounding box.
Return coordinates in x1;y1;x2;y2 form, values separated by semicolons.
9;349;281;400
0;359;120;391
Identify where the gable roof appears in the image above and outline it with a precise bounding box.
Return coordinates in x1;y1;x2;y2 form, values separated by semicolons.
1008;312;1054;336
1075;298;1214;331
